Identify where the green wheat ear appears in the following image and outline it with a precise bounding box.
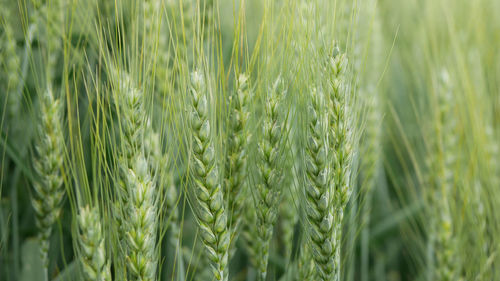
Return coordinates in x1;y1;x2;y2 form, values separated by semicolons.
307;46;355;281
303;86;334;281
77;205;111;281
31;88;65;279
188;70;230;281
144;124;181;249
226;73;252;256
113;70;159;281
430;69;459;281
252;77;286;281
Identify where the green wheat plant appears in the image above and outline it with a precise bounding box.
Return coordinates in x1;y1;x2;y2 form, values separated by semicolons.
2;0;500;281
76;205;112;281
250;76;287;281
187;69;229;281
112;69;159;281
225;73;252;254
30;89;66;281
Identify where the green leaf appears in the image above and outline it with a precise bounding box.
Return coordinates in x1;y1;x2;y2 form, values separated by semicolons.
20;239;44;281
0;131;35;182
52;261;80;281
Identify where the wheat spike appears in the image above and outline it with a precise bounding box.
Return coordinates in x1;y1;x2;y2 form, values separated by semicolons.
252;77;286;281
324;47;355;280
77;205;112;281
31;88;65;280
432;70;459;281
188;70;229;281
225;74;252;255
114;71;159;281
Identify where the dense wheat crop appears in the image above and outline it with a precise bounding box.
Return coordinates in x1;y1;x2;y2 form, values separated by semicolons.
1;0;499;280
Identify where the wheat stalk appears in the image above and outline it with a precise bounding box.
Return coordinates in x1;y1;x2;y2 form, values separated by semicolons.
431;70;459;281
324;47;355;280
188;70;229;281
360;8;384;281
77;205;111;281
225;74;252;255
114;71;159;281
31;88;65;281
302;86;336;280
251;77;286;281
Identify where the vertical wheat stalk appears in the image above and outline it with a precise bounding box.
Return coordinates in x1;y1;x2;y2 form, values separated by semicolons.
225;74;252;256
77;205;112;281
31;89;65;281
325;47;355;281
187;70;229;281
29;0;68;278
114;71;158;281
251;77;285;281
430;70;458;281
360;7;384;281
302;86;336;281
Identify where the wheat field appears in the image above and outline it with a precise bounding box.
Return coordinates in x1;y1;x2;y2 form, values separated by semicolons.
1;0;499;280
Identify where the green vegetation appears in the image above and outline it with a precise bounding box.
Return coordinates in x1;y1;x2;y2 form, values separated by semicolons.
1;0;499;280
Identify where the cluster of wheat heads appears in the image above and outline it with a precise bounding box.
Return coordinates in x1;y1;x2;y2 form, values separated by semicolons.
0;0;362;279
0;1;358;281
6;0;500;280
